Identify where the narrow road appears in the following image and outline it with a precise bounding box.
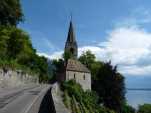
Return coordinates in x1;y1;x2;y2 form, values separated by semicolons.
0;84;55;113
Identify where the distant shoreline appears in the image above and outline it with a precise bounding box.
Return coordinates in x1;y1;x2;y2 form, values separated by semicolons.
127;88;151;91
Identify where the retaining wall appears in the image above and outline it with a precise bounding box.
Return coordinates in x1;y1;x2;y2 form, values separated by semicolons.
51;82;70;113
0;68;39;88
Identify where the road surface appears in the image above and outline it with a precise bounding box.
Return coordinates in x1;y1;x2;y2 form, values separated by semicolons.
0;84;55;113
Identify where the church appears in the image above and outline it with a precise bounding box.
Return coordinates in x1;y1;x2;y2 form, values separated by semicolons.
64;20;91;90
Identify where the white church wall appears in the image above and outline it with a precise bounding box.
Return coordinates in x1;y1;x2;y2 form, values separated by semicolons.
66;70;91;90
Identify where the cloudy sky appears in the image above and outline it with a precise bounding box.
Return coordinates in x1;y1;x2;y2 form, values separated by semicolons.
19;0;151;77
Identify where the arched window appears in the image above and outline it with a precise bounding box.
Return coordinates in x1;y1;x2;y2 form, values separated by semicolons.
70;48;74;54
83;74;85;80
74;73;76;79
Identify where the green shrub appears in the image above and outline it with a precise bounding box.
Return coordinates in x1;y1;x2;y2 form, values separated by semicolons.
62;80;83;101
138;104;151;113
63;90;71;109
0;26;50;82
61;80;116;113
121;103;135;113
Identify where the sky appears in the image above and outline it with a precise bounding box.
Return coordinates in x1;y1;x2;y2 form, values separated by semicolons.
19;0;151;78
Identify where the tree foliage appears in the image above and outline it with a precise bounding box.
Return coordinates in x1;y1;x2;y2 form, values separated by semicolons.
61;80;115;113
0;26;34;59
79;50;96;69
63;51;72;62
0;26;50;82
0;0;23;26
52;59;64;73
93;61;126;113
138;104;151;113
78;50;102;79
79;51;126;112
121;103;135;113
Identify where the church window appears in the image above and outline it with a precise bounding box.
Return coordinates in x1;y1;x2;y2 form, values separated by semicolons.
70;48;74;54
83;74;85;80
74;73;76;79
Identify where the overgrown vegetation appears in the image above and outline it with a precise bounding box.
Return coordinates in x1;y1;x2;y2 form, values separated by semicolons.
61;80;115;113
0;0;51;82
0;26;50;82
138;104;151;113
121;103;136;113
93;61;125;112
79;51;126;112
2;0;148;112
78;51;151;113
0;0;24;26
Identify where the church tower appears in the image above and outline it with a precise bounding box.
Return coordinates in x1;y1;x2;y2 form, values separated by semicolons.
63;20;91;90
64;20;78;59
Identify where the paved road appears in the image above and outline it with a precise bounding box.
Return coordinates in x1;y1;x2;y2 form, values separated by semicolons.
0;84;53;113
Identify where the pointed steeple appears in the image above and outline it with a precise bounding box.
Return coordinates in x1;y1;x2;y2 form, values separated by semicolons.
66;21;76;42
65;19;78;59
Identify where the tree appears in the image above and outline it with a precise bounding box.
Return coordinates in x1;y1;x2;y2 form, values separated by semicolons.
79;50;96;69
0;26;50;82
63;51;72;63
0;26;12;59
0;34;8;59
138;104;151;113
93;61;126;113
0;26;35;60
7;28;25;58
0;0;23;26
78;50;101;79
52;59;64;73
34;56;49;83
61;80;116;113
122;103;135;113
0;0;51;83
90;61;102;79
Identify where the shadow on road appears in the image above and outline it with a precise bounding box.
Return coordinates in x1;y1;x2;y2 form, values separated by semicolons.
38;88;56;113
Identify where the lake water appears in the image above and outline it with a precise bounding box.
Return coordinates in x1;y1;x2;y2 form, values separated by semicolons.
126;90;151;108
125;76;151;108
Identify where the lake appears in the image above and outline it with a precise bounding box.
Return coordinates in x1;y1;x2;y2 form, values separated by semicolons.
125;76;151;108
126;89;151;108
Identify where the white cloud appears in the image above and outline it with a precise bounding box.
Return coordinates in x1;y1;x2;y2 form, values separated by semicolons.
39;8;151;76
119;65;151;76
39;26;151;76
98;26;151;76
78;46;105;59
38;53;52;59
38;51;63;59
46;26;151;76
100;27;151;65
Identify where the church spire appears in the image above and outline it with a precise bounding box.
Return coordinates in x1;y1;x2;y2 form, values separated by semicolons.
66;20;76;42
65;19;78;59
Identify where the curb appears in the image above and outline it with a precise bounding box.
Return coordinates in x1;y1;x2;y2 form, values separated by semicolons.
23;85;51;113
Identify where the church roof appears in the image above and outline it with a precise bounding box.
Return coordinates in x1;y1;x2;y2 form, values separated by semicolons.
66;59;90;73
66;21;76;43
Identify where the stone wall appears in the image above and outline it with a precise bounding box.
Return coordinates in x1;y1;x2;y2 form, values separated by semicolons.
51;82;70;113
0;68;38;88
66;70;91;90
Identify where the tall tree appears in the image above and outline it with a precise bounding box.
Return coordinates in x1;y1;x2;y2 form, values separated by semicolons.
78;50;102;79
79;50;96;69
63;51;72;63
7;28;24;58
52;59;64;73
0;32;8;59
0;0;23;26
93;61;126;113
